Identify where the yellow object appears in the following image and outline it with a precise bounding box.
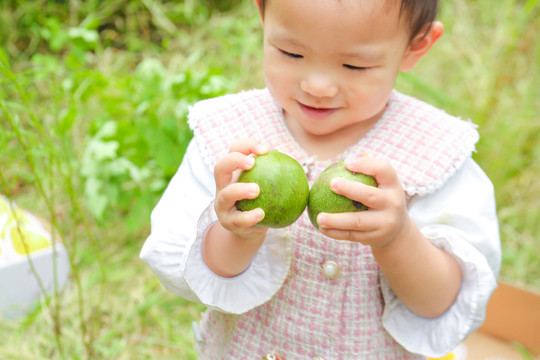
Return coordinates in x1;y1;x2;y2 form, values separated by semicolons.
428;353;455;360
10;227;50;254
1;195;52;259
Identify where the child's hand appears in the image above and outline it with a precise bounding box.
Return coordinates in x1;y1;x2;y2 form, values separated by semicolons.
213;138;269;240
317;155;413;249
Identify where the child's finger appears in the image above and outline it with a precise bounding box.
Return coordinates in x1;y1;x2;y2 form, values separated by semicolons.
219;206;265;230
317;211;379;232
215;182;260;213
318;227;373;243
345;156;400;189
230;208;266;229
214;152;256;190
329;177;384;210
229;138;269;156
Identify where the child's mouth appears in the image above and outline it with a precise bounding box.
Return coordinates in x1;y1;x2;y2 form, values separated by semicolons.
298;102;338;120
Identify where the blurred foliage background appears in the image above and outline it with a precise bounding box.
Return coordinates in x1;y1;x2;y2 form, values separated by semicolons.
0;0;539;358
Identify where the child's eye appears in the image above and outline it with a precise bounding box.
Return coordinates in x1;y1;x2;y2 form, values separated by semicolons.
343;64;369;71
280;49;303;59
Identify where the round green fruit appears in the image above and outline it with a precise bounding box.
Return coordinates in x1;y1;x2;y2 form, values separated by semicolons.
308;160;378;229
236;150;309;228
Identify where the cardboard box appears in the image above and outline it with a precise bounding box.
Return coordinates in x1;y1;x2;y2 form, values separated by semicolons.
0;196;70;319
434;282;540;360
465;281;540;359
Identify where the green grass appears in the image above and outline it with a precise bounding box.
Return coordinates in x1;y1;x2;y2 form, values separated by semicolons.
0;0;539;359
397;0;540;291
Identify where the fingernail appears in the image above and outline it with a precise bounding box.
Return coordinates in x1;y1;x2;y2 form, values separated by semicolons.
256;208;265;220
249;184;259;196
330;178;340;191
317;213;326;227
246;156;255;167
257;144;269;154
345;158;355;168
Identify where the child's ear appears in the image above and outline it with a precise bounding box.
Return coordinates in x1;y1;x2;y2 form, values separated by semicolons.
400;21;444;72
254;0;264;21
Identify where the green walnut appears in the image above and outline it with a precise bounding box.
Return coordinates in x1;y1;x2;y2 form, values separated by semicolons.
236;150;309;228
308;160;378;229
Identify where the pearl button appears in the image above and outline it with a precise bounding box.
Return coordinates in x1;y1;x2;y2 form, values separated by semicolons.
322;260;339;279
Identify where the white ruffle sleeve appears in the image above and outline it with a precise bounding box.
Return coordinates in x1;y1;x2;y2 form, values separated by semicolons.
381;158;501;357
141;139;500;356
140;138;292;314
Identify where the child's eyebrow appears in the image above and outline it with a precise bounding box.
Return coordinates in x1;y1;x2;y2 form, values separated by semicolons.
269;33;308;50
340;48;384;62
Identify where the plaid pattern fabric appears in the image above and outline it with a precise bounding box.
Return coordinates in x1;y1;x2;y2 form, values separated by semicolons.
196;220;423;359
188;89;478;358
188;88;479;197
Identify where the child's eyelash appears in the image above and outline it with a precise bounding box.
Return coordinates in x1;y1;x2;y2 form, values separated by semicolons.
277;48;368;70
343;64;369;71
280;49;303;59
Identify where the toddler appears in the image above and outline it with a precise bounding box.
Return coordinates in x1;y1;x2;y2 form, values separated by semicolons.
141;0;501;358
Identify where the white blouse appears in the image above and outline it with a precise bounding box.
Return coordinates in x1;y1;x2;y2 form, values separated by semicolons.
140;137;501;357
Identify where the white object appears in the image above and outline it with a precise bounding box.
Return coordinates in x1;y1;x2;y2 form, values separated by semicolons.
0;196;70;319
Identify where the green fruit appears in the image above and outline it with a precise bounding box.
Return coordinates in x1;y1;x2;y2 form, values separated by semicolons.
236;150;309;228
308;160;378;229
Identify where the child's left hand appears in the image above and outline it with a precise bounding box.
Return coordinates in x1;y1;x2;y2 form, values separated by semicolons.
316;155;414;249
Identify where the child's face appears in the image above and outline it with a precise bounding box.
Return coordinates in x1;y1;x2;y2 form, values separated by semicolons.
261;0;417;137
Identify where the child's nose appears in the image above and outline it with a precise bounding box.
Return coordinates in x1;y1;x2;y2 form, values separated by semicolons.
300;74;338;98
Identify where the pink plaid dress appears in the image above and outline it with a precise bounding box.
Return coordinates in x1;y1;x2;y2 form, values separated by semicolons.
187;88;479;359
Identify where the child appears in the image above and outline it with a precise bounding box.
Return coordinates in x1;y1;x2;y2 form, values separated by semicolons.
141;0;501;358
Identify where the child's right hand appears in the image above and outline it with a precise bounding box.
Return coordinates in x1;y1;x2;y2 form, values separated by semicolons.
213;138;269;241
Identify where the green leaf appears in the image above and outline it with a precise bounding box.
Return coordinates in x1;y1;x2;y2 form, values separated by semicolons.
85;177;108;219
68;28;99;50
